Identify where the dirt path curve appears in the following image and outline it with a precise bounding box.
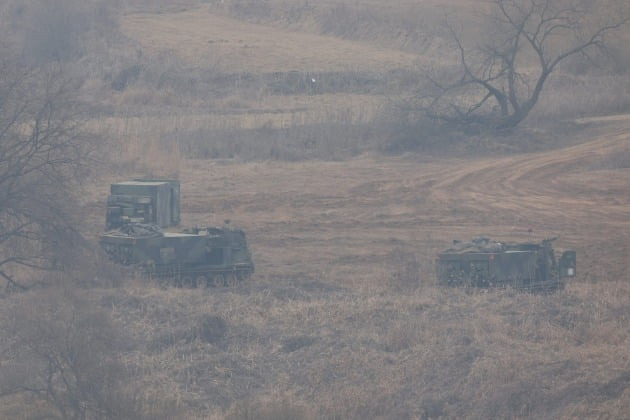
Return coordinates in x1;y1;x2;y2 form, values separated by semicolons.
427;128;630;236
180;123;630;286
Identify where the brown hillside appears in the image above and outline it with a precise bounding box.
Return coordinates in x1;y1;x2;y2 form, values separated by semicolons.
81;117;630;419
121;8;419;72
4;1;628;418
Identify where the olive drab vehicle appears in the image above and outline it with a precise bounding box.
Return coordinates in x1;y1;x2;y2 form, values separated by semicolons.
99;223;254;287
436;237;576;291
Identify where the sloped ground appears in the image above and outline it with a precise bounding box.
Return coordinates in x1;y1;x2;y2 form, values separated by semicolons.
121;8;419;73
99;120;630;418
101;5;630;418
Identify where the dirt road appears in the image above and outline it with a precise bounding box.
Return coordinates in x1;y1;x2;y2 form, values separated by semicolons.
179;123;629;288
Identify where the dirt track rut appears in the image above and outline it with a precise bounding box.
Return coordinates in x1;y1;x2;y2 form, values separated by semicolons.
182;124;630;286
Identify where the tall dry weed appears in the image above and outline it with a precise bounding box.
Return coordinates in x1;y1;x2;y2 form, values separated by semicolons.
115;135;182;176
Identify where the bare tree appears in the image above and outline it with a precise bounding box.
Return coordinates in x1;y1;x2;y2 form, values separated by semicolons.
0;287;132;419
420;0;629;129
0;50;97;289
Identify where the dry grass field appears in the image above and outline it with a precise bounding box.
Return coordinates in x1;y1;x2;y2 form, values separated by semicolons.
78;3;630;418
86;116;630;419
121;8;420;73
2;0;630;419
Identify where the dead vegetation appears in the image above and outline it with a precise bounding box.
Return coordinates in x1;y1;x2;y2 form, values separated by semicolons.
91;277;630;419
101;0;630;162
1;1;630;419
76;118;629;418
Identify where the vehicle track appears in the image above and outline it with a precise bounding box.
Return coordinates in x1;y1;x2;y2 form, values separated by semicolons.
177;123;630;286
428;128;630;234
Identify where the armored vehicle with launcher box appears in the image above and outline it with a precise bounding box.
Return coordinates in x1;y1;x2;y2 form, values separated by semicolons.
436;237;575;291
99;223;254;287
106;179;180;229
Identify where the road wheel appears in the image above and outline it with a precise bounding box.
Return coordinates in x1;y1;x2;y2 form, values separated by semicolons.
224;272;238;287
182;275;197;288
204;274;216;288
196;275;208;288
214;273;225;287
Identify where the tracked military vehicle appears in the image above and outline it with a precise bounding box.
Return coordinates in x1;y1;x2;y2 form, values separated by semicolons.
100;223;254;287
437;237;575;291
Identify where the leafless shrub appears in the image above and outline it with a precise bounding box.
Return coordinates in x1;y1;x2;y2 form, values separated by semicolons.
0;286;135;419
0;51;102;289
417;0;630;129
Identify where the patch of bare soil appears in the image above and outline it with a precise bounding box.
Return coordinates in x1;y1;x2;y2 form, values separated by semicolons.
178;124;630;288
